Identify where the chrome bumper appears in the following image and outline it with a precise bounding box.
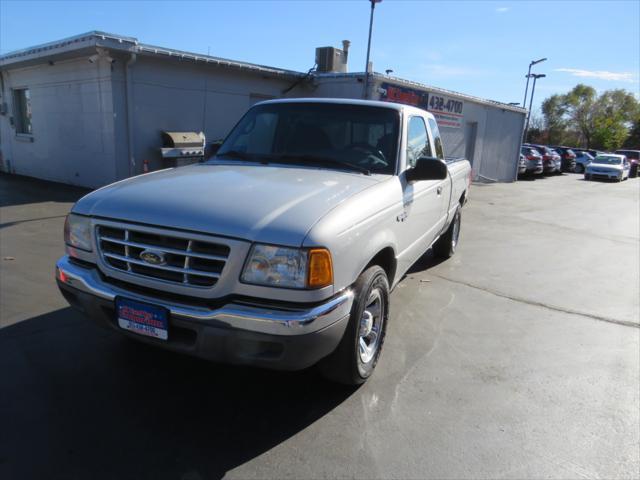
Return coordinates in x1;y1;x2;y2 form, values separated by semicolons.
56;255;353;336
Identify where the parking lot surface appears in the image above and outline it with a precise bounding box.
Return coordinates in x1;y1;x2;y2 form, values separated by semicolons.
1;172;638;479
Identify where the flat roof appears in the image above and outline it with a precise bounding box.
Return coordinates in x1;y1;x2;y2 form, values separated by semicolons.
0;31;526;113
314;72;527;114
0;31;304;78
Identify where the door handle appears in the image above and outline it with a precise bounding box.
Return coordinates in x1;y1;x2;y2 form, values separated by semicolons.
437;186;443;195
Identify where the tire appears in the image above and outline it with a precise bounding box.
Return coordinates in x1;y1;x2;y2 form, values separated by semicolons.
585;174;591;181
631;164;638;178
318;266;389;385
575;164;584;174
433;207;461;259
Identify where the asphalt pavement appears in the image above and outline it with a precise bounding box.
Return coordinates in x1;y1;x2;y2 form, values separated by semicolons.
1;171;638;479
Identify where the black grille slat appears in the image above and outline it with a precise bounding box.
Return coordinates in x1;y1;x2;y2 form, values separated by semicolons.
129;231;189;250
191;241;230;257
96;225;229;288
130;263;184;283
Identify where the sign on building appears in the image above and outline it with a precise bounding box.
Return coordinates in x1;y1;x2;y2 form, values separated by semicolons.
426;93;464;129
378;82;464;129
378;83;429;110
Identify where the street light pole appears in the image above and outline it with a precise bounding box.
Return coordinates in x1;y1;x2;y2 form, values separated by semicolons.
363;0;381;99
522;57;547;107
523;73;546;142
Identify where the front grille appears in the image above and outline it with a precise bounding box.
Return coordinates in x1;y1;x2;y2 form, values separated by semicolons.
96;225;230;288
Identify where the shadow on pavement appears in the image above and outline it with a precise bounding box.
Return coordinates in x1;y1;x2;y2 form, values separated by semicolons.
405;248;448;275
0;308;355;480
0;173;90;208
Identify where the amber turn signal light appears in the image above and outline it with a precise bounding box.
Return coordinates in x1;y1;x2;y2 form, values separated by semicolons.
307;248;333;288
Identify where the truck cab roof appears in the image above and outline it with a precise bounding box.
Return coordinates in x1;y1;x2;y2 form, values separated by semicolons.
257;97;434;118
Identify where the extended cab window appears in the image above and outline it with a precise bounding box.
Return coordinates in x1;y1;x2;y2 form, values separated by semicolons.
428;118;445;160
217;103;400;174
406;116;431;168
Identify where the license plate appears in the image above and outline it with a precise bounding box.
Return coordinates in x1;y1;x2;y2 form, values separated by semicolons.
116;297;168;340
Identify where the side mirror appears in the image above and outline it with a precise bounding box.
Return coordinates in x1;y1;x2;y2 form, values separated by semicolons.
406;156;448;182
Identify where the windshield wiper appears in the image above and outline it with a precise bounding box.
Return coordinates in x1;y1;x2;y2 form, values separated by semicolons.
269;154;371;175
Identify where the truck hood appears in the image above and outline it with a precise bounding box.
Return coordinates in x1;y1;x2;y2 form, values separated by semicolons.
73;162;381;246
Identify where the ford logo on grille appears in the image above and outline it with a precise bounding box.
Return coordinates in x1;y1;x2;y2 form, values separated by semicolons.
139;249;166;266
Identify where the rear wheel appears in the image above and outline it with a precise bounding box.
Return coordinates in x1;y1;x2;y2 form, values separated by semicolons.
318;266;389;385
630;164;638;178
433;208;461;258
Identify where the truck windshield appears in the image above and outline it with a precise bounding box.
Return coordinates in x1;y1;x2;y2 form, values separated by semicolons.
215;102;400;174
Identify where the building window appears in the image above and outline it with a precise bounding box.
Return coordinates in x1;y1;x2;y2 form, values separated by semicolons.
13;88;33;135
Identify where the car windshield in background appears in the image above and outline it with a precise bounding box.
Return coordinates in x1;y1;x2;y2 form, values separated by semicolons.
593;156;622;165
215;103;400;174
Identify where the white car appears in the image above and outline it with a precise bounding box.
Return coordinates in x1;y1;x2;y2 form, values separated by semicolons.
585;154;631;182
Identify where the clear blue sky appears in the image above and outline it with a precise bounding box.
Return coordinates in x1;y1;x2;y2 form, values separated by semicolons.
1;0;638;111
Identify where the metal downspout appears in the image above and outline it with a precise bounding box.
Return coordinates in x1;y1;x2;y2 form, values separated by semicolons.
125;53;137;176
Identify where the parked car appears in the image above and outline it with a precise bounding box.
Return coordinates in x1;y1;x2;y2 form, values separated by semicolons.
548;149;563;173
573;150;594;173
614;149;639;178
585;154;631;182
520;146;544;175
518;153;527;175
526;144;561;174
587;149;604;158
55;98;472;385
550;146;577;172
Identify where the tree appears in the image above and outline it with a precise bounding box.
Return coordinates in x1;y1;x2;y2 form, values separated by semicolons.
590;90;639;150
538;85;639;149
623;113;640;148
591;114;629;151
541;94;569;145
564;84;597;147
525;112;547;144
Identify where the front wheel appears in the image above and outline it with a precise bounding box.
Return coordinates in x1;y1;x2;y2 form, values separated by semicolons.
433;208;461;258
575;164;584;174
318;266;390;385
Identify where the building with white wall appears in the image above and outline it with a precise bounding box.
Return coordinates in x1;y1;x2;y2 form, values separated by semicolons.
0;31;526;188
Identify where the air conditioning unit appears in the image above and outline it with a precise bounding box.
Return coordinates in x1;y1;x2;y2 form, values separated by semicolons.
315;47;347;73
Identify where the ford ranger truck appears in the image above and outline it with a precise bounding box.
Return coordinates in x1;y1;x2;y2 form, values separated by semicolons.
56;98;471;385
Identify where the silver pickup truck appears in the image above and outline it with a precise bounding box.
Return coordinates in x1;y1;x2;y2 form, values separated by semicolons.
56;98;471;385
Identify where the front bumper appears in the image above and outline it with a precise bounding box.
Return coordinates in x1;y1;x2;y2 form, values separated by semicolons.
56;255;353;370
526;161;543;174
586;170;622;180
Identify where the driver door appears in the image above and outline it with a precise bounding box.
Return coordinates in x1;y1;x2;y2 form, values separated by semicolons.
396;116;448;273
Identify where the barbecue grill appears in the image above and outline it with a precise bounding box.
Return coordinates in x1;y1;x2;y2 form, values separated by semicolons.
160;131;205;167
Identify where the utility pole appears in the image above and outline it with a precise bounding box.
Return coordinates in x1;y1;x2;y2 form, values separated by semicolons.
363;0;382;99
522;57;547;108
523;73;546;142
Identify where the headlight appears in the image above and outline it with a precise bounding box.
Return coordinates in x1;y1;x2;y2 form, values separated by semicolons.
64;214;92;252
241;244;333;289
